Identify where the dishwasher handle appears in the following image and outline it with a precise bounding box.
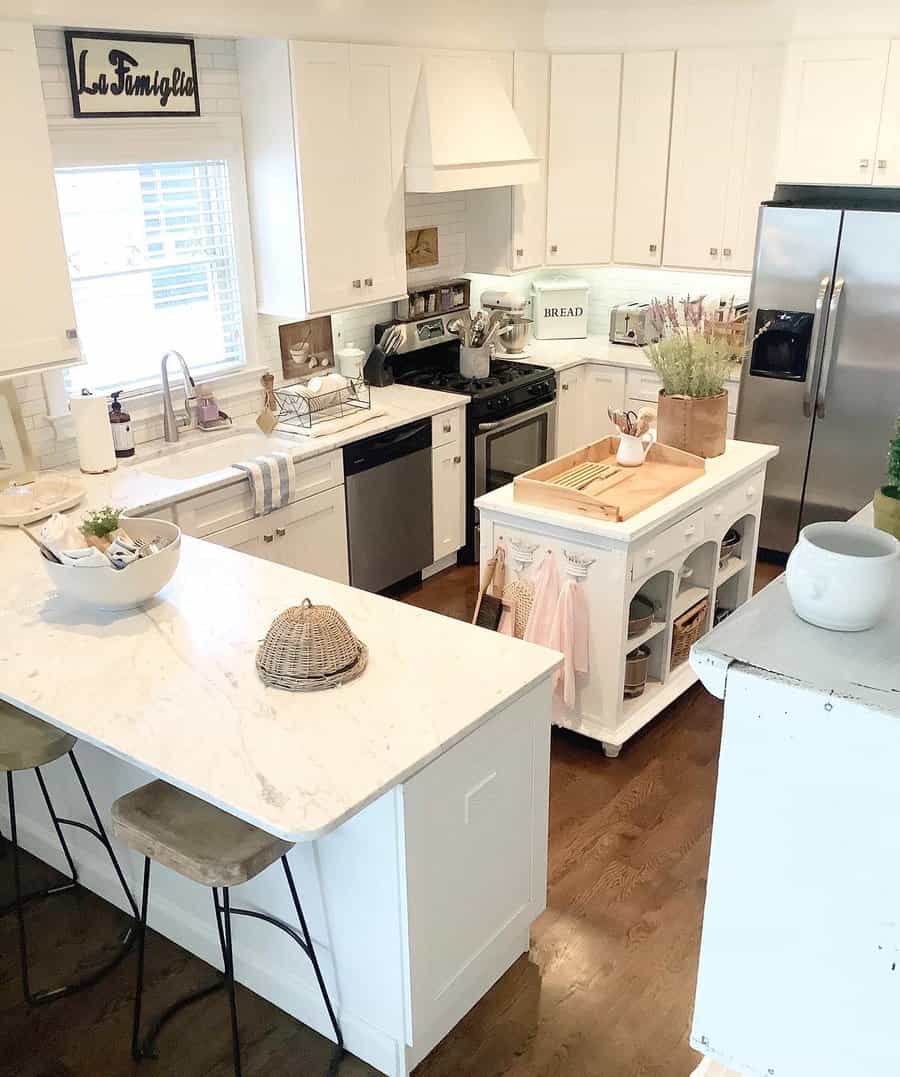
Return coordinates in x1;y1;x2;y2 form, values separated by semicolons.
343;418;432;476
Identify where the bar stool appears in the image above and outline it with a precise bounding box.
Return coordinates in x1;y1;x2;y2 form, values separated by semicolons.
0;699;138;1004
111;779;343;1076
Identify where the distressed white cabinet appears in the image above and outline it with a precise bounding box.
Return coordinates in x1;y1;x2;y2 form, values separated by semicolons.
0;23;80;376
238;39;413;316
581;365;626;443
432;440;465;562
776;39;891;186
555;366;584;455
613;51;675;267
205;487;350;584
464;51;548;275
664;47;783;273
546;54;621;266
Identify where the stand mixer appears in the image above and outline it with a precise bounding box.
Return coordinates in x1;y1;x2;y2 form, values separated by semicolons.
480;290;531;354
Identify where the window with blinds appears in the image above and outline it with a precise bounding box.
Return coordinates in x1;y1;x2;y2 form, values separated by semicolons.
55;158;246;395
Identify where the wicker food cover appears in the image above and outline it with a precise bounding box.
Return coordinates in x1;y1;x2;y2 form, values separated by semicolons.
256;598;368;691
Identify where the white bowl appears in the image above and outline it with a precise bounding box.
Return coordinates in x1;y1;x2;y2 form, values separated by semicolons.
42;517;181;612
786;521;899;631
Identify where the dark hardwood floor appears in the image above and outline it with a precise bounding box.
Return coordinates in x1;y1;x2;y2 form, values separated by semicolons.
0;561;782;1077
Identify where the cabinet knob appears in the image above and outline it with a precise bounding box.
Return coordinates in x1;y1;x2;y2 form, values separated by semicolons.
263;533;274;543
515;247;524;258
648;243;657;253
644;549;656;561
745;487;756;499
709;247;719;256
859;158;871;169
65;327;79;340
712;504;724;517
561;383;569;391
878;159;888;170
550;244;558;254
352;279;362;288
276;527;286;537
684;524;696;537
443;422;452;433
723;247;732;257
453;455;461;464
364;277;373;287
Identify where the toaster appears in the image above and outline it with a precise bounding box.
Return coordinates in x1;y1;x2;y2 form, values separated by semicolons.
609;303;659;346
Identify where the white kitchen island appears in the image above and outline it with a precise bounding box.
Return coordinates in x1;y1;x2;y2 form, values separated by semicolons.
476;440;777;756
0;527;560;1077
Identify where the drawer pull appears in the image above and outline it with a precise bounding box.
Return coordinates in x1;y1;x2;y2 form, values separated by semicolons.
878;159;888;170
516;247;524;257
364;277;373;287
550;244;558;254
746;486;756;498
649;243;657;253
644;549;656;561
352;279;362;288
709;246;719;256
453;455;462;464
276;527;286;537
684;524;696;536
263;533;274;543
712;504;724;517
443;422;452;433
723;247;732;257
859;158;871;169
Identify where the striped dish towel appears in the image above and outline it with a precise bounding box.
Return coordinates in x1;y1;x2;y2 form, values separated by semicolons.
233;453;296;517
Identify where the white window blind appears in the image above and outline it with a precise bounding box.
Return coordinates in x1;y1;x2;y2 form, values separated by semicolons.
56;157;246;395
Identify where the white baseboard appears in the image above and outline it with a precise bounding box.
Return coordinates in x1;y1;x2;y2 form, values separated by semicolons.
422;551;458;579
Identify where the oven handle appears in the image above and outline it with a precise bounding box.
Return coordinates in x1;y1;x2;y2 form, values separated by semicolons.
476;401;556;434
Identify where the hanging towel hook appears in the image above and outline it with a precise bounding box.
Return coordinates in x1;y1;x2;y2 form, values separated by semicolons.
563;549;595;580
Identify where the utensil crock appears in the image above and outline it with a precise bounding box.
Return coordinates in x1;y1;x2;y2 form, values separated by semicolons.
616;434;651;468
786;521;899;631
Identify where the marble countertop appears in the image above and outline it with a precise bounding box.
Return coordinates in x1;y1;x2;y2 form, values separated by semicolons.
0;531;560;842
58;383;467;518
475;440;778;544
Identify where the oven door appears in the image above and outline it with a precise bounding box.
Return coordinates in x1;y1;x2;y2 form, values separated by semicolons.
474;400;557;500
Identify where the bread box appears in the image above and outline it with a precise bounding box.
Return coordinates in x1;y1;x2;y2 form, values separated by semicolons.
531;278;589;340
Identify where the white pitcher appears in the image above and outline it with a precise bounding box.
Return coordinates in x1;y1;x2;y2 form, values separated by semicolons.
616;433;652;468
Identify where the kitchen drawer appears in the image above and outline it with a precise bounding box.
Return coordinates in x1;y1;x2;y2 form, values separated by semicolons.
626;368;740;413
174;449;344;538
432;408;462;449
629;508;705;582
706;468;764;535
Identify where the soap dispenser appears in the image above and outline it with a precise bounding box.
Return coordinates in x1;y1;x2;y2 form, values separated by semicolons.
108;391;135;459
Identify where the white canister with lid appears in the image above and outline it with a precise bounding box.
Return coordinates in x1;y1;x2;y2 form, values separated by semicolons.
532;278;590;340
336;343;366;380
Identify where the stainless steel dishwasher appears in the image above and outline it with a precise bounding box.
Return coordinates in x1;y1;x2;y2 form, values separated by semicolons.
343;418;434;592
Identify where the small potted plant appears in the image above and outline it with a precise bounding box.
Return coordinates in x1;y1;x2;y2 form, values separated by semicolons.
874;417;900;539
643;296;746;458
80;505;121;551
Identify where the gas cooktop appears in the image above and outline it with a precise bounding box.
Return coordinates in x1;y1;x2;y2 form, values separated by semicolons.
395;358;554;399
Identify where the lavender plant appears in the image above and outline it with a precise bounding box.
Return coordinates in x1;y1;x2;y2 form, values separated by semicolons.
884;417;900;500
643;296;746;399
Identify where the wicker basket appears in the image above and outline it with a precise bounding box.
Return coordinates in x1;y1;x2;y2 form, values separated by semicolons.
670;597;709;668
256;598;368;691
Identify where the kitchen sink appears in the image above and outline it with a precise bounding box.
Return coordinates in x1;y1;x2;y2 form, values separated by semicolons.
139;432;299;480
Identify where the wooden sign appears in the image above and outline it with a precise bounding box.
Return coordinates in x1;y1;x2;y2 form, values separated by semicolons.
64;31;200;118
406;227;439;270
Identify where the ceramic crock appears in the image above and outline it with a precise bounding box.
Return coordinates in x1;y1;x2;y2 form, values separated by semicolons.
785;521;899;631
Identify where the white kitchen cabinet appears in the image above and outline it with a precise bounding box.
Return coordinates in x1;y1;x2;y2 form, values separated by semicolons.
581;365;626;443
874;41;900;187
776;39;891;186
0;24;80;376
238;39;413;316
664;47;783;273
555;365;584;455
546;54;621;266
432;440;465;562
613;51;675;267
464;51;549;276
205;487;350;584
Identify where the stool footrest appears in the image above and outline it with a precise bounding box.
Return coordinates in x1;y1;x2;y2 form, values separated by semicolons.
135;976;226;1060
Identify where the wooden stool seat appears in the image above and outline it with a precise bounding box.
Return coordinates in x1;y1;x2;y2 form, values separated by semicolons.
0;700;76;772
111;781;293;888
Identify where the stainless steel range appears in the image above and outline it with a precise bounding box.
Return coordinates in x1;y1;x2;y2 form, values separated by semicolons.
375;315;557;561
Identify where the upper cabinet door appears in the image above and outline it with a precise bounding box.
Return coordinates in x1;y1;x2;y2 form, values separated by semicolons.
350;45;417;305
613;51;675;267
776;39;890;185
546;54;621;267
874;40;900;186
290;42;357;314
664;49;741;270
722;47;784;273
512;51;550;272
0;24;79;376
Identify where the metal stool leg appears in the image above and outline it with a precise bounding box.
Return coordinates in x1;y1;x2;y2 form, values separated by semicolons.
219;888;243;1077
132;858;151;1061
2;753;138;1005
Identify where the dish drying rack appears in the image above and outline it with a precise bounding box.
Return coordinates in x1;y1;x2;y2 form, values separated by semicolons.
272;377;371;432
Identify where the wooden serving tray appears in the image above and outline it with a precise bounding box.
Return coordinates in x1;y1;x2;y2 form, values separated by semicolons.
513;437;705;522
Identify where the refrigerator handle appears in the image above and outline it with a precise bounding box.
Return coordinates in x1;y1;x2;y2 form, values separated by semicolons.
815;278;845;420
802;276;832;419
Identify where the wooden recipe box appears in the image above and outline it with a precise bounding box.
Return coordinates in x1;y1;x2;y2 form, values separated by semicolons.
514;437;705;522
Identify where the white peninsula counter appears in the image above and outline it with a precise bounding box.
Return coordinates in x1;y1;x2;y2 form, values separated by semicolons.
689;505;900;1077
476;440;778;756
0;528;560;1077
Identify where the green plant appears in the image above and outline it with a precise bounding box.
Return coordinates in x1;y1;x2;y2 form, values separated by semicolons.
884;417;900;499
80;505;121;539
643;295;746;399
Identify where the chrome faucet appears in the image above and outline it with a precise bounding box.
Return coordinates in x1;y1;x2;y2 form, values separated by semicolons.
160;350;196;443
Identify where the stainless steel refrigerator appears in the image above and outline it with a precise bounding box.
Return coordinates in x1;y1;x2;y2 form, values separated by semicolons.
737;187;900;553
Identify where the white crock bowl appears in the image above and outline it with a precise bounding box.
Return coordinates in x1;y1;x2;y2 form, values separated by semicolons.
42;517;181;612
785;521;899;631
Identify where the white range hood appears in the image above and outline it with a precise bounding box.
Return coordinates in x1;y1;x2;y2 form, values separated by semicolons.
405;55;540;194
